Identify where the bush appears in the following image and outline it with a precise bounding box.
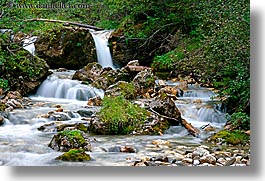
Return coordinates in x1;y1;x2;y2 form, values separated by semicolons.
98;96;148;134
0;78;9;90
229;112;250;131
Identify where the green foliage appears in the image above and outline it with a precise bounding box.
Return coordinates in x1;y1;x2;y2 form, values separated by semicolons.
229;112;250;131
98;96;147;134
57;130;86;146
0;78;9;90
0;103;6;111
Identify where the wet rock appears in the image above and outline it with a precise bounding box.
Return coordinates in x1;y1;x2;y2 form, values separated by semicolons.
55;148;91;162
35;27;96;69
105;81;137;99
182;158;193;164
126;60;140;67
217;157;227;165
0;116;4;126
132;68;155;96
151;139;170;146
38;122;89;133
133;161;149;166
76;109;95;117
72;62;103;81
224;157;236;166
149;93;182;125
192;147;210;158
48;130;91;152
48;112;71;121
91;68;130;90
4;91;23;100
173;81;188;91
120;145;137;153
193;159;200;165
87;96;102;106
199;154;217;165
108;146;122;152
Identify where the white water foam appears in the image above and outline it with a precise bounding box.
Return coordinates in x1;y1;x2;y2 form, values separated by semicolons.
34;72;104;101
90;30;114;69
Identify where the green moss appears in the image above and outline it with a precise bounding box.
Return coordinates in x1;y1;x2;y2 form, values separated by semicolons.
210;130;250;145
151;120;170;135
0;103;6;111
97;96;148;135
55;148;91;162
76;124;88;133
57;130;86;146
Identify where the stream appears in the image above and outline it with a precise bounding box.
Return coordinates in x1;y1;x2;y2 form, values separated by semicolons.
0;70;229;166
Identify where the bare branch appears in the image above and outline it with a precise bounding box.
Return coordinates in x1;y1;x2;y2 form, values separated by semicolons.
23;18;104;31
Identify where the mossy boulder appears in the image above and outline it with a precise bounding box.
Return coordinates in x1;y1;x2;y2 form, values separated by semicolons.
105;81;137;99
209;130;250;145
72;62;103;81
55;148;91;162
132;68;155;96
48;130;91;152
90;96;148;135
35;27;96;69
149;93;182;125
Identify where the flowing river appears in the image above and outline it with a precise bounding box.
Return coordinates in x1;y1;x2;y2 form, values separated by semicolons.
0;70;229;166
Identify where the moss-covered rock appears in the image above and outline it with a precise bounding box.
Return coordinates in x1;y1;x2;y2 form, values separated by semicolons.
132;68;155;96
149;93;182;125
105;81;137;99
48;130;91;152
0;103;6;112
35;27;96;69
209;130;250;145
90;96;148;135
55;148;91;162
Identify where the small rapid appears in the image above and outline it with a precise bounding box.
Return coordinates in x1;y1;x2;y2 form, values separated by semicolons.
0;71;230;166
33;70;104;101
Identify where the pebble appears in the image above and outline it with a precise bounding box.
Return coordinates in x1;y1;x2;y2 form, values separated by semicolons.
132;142;250;167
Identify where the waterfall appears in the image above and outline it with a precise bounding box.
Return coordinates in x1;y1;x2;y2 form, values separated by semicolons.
34;70;104;101
90;30;114;69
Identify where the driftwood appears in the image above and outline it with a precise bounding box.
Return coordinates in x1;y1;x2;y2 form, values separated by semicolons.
149;107;200;137
181;119;200;137
23;18;104;31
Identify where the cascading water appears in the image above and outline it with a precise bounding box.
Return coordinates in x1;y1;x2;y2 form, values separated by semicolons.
90;30;114;69
0;75;231;166
164;81;228;138
33;70;104;101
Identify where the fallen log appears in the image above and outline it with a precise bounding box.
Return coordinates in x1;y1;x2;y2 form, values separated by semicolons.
149;107;200;137
181;119;200;137
23;18;104;31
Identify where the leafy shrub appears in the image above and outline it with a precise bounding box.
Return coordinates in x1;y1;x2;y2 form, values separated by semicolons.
98;96;148;134
0;78;9;90
229;112;250;131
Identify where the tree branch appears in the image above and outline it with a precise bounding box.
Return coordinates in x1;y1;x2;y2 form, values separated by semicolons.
23;18;104;31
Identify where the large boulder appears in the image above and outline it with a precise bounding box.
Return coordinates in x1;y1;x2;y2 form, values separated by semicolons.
105;81;137;99
149;93;182;126
48;130;91;152
132;68;155;97
72;62;103;82
35;27;96;69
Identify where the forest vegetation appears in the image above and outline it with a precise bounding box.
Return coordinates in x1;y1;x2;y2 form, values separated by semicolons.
0;0;250;130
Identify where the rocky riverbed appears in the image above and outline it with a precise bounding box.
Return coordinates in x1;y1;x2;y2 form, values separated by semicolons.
0;61;250;166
